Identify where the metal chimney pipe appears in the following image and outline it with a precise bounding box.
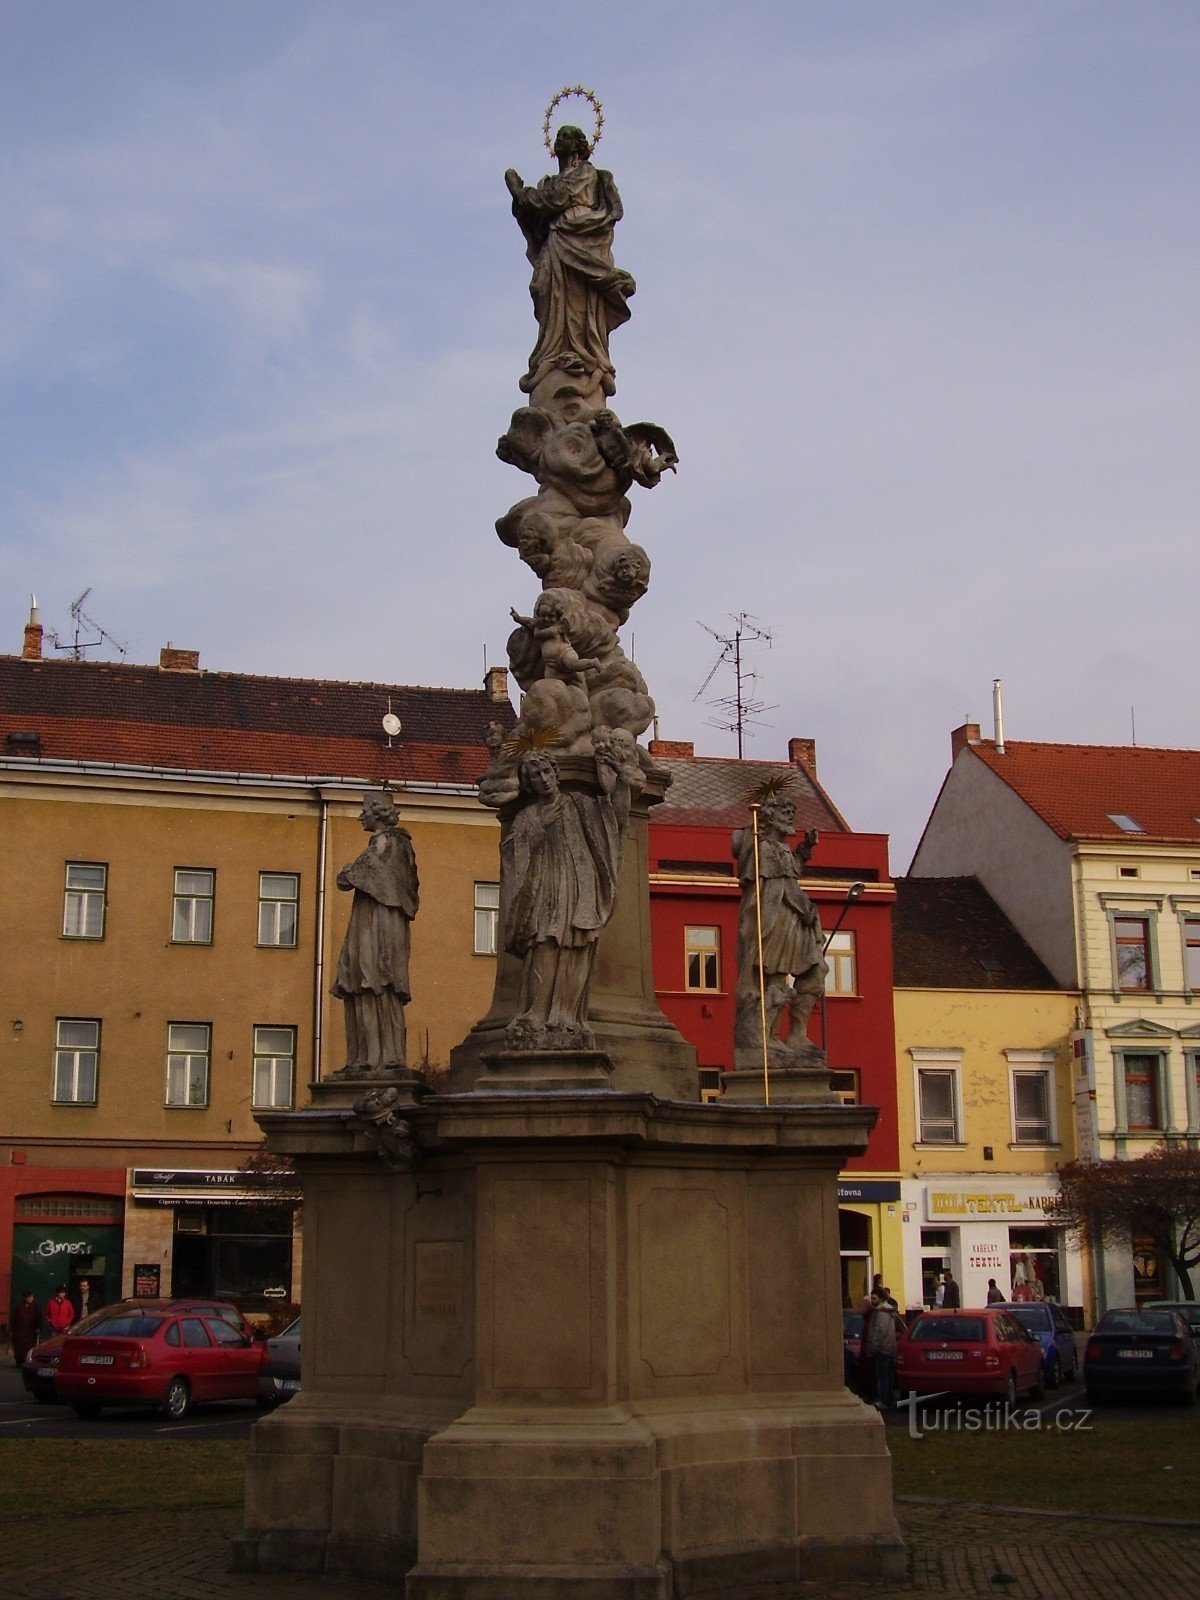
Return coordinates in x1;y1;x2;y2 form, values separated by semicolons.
993;678;1006;754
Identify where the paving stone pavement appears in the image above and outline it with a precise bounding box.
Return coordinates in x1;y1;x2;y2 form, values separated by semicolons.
1;1500;1199;1599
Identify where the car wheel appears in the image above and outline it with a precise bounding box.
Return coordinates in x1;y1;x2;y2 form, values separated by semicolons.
1029;1366;1045;1402
161;1377;191;1421
1049;1354;1062;1390
71;1401;101;1418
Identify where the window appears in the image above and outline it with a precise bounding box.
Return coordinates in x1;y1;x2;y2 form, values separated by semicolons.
917;1067;960;1142
1108;813;1144;833
53;1019;100;1104
830;1069;860;1105
1011;1069;1053;1143
166;1023;210;1108
172;869;214;943
698;1067;724;1103
824;930;857;994
1114;917;1152;991
474;882;499;955
62;863;106;939
258;873;299;947
1185;919;1200;991
253;1026;296;1110
1123;1054;1161;1131
1118;866;1139;879
684;926;720;991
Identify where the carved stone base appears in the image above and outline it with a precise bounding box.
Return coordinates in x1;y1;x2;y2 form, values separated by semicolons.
311;1067;427;1112
725;1042;836;1104
479;1047;614;1092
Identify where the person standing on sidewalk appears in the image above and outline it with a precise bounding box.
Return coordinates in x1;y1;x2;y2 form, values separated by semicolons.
44;1286;74;1336
941;1271;961;1309
11;1291;41;1365
865;1290;902;1409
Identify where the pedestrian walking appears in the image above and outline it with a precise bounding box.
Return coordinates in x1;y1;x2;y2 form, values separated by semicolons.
865;1290;902;1409
940;1271;961;1309
44;1285;74;1335
11;1291;41;1365
986;1278;1004;1305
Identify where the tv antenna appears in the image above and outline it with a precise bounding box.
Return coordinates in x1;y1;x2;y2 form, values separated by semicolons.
46;589;128;661
693;612;776;758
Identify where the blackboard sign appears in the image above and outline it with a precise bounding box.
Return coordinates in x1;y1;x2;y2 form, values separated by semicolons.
133;1262;161;1298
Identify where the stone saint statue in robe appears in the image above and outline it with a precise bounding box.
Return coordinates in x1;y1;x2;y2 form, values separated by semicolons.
331;791;419;1072
731;799;826;1064
503;738;632;1050
505;124;636;401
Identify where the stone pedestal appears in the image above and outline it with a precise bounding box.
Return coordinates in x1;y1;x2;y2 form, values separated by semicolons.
237;1092;904;1596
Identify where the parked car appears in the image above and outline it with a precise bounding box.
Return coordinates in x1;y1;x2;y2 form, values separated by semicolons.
1145;1300;1200;1340
20;1297;256;1404
997;1301;1078;1388
842;1310;863;1388
896;1308;1045;1405
258;1315;301;1408
1083;1308;1200;1404
56;1305;263;1420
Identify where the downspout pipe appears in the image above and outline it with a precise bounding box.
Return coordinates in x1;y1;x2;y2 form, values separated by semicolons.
312;787;329;1084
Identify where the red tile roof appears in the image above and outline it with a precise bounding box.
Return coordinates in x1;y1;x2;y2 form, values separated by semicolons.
654;754;847;834
966;740;1200;844
0;656;514;785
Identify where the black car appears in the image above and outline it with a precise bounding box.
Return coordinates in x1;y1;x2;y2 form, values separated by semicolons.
258;1315;301;1408
1083;1307;1200;1403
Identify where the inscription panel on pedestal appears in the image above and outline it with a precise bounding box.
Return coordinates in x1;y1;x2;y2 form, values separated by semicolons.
401;1182;473;1382
636;1186;734;1382
490;1175;593;1393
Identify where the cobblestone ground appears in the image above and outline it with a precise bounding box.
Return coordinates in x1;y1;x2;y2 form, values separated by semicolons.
1;1499;1198;1599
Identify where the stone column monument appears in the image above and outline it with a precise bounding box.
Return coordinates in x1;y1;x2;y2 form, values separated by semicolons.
238;91;902;1598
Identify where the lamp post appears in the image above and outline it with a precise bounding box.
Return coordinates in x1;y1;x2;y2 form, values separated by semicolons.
819;881;865;1054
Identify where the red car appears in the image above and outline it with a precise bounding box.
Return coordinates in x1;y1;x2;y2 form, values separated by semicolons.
21;1297;256;1404
56;1306;262;1420
897;1308;1045;1405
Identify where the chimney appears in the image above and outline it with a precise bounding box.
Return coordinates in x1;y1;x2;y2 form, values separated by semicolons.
951;720;981;760
159;646;201;672
788;736;816;774
484;665;510;704
992;678;1006;755
648;739;694;759
21;595;42;661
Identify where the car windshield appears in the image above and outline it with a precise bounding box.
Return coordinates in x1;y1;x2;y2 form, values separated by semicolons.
85;1315;165;1339
907;1317;985;1342
1097;1310;1177;1336
1006;1307;1050;1333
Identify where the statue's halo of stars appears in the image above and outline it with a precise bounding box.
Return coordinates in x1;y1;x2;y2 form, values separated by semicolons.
542;86;605;157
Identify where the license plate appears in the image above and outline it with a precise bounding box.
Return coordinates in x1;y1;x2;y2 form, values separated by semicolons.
1118;1348;1154;1360
279;1378;301;1392
925;1351;964;1361
37;1366;55;1378
79;1354;114;1366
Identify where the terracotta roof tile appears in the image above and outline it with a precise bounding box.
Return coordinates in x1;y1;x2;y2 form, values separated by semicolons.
968;740;1200;843
893;877;1063;990
0;656;514;784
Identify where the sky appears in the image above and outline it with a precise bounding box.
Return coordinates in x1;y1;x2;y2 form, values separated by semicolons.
2;1;1197;866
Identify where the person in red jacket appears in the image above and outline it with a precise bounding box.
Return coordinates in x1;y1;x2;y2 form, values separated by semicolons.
44;1285;74;1335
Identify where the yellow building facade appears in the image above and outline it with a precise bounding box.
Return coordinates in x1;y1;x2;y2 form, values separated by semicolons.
1;641;511;1319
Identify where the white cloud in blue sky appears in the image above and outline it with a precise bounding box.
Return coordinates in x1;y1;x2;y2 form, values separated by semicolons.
2;0;1197;861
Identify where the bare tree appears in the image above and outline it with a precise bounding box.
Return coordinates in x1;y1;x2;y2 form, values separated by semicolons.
1052;1146;1200;1298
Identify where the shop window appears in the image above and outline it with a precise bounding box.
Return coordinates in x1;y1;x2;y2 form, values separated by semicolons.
1132;1233;1166;1305
474;882;499;955
172;868;214;944
253;1025;296;1110
1007;1051;1056;1144
258;873;299;947
684;926;720;991
1009;1228;1061;1302
1122;1053;1162;1131
914;1058;961;1143
824;930;857;995
53;1019;100;1104
830;1069;860;1105
1113;916;1153;991
166;1023;210;1108
171;1202;293;1307
62;862;106;939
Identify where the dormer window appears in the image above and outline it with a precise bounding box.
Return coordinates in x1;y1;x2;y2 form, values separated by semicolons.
1108;814;1144;833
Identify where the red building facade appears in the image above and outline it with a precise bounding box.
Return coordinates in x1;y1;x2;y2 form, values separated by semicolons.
647;738;902;1301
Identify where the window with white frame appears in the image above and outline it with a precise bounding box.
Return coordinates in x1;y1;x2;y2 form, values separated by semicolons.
62;862;106;939
253;1025;296;1109
684;925;721;991
1184;917;1200;991
1113;916;1153;990
258;873;299;947
824;929;857;994
912;1051;962;1143
1006;1050;1057;1144
172;869;214;943
474;882;499;955
53;1019;100;1104
166;1023;210;1107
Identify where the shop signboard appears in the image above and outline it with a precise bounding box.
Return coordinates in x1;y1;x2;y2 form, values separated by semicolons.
132;1262;162;1298
924;1187;1058;1221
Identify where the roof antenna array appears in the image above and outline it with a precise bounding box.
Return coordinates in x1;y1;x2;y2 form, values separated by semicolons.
693;613;776;758
46;589;128;661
